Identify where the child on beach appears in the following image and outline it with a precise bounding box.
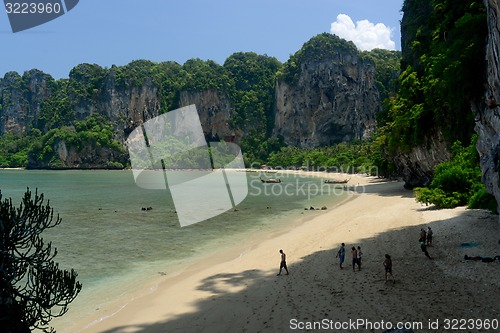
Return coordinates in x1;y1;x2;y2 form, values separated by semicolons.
383;254;394;283
351;246;358;271
420;240;432;259
357;246;363;270
420;228;427;243
426;227;433;246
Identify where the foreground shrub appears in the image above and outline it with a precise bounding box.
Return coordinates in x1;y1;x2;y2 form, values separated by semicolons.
414;135;497;212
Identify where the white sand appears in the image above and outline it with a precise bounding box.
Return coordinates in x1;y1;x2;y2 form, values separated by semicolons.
70;172;500;333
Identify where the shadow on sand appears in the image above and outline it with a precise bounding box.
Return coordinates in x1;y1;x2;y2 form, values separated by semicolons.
97;204;500;333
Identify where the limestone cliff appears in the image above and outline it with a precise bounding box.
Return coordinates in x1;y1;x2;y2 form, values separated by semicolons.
274;36;380;147
69;65;163;138
391;131;451;188
1;38;388;168
0;69;55;134
27;139;128;169
178;89;240;142
0;64;238;168
476;0;500;210
389;0;459;187
60;66;238;143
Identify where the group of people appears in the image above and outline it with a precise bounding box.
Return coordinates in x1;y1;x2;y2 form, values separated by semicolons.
277;226;435;280
334;243;393;282
335;243;363;271
419;227;433;259
420;226;433;246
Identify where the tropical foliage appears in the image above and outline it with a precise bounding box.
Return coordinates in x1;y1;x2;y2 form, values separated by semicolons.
266;139;395;178
28;115;126;169
414;136;496;211
380;0;494;210
382;0;487;153
277;33;358;84
361;49;402;109
0;1;496;215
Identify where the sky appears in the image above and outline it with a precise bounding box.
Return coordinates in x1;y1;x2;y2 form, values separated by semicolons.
0;0;404;79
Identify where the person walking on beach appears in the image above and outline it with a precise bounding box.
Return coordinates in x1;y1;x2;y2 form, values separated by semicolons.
383;254;394;283
426;227;433;246
277;249;289;275
336;243;345;269
419;228;427;243
420;239;432;259
351;246;358;271
357;246;363;271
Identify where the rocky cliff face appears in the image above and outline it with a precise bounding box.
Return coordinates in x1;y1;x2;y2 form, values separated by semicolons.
0;29;398;170
70;69;163;139
0;66;238;142
389;0;453;187
0;70;55;135
179;89;240;142
0;65;238;168
274;54;380;147
392;131;451;188
27;140;128;169
475;0;500;211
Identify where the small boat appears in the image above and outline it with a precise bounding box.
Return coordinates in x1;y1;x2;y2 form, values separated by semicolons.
261;178;281;183
324;178;350;184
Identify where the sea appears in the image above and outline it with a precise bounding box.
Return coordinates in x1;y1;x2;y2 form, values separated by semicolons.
0;169;347;332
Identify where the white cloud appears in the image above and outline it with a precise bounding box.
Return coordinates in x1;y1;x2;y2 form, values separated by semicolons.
330;14;396;51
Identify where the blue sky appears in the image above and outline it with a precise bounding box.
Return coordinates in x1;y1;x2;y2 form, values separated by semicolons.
0;0;404;79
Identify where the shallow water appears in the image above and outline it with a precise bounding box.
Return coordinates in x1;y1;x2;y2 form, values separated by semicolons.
0;169;346;331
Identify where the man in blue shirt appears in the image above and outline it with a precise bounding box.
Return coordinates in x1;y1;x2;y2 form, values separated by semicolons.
336;243;346;269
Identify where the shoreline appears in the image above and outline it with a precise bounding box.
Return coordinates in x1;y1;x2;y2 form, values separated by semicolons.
60;171;360;332
56;171;362;332
67;172;500;332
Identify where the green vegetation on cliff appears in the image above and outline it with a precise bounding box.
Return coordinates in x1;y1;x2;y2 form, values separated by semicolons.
266;138;395;178
361;49;402;106
28;114;126;169
277;33;358;85
382;0;487;153
382;0;493;210
224;52;283;164
0;132;34;167
6;41;397;169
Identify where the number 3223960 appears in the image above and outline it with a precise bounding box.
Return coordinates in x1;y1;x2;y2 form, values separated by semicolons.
5;2;62;14
443;318;499;330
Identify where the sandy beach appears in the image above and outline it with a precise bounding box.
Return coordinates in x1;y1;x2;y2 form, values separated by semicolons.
73;172;500;333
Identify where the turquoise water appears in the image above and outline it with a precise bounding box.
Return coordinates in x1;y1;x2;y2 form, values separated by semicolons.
0;169;346;331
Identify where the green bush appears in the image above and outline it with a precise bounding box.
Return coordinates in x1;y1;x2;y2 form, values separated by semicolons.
431;164;473;193
468;186;497;213
414;187;465;208
414;136;498;212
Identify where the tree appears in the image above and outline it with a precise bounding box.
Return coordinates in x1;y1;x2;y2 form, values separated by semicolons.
0;189;82;333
